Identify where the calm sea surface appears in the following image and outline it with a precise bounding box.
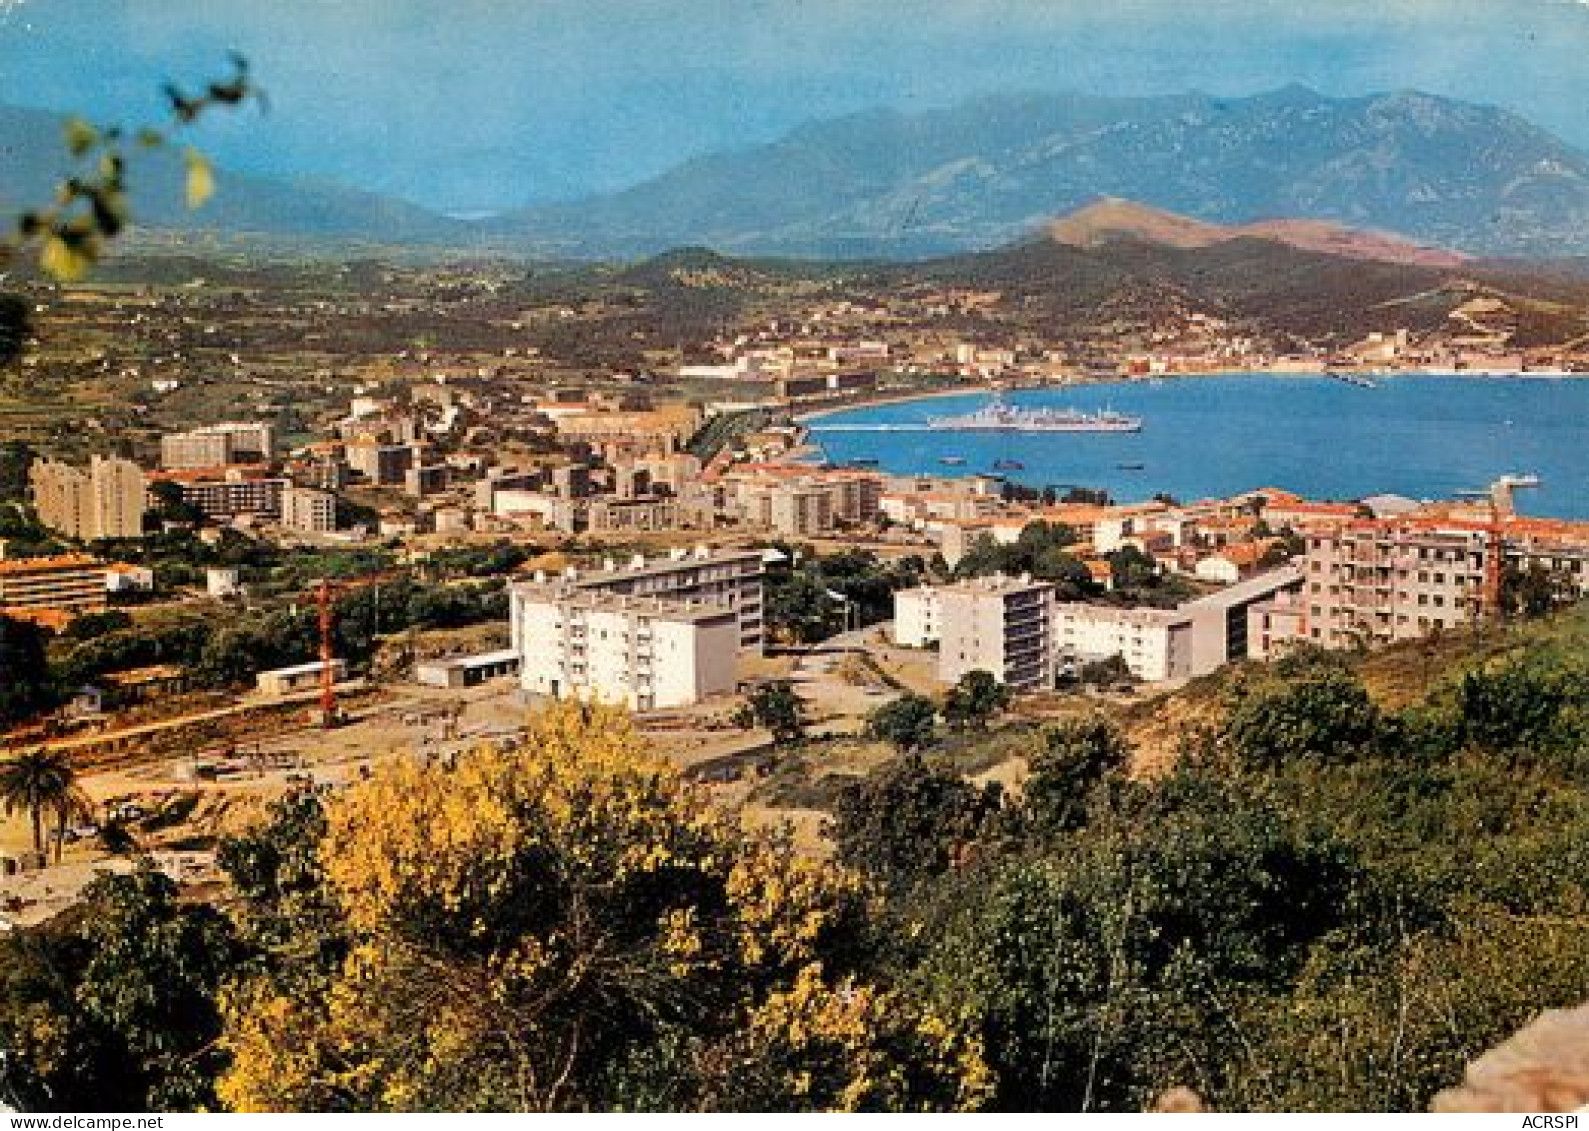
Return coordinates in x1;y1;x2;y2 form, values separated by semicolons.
806;375;1589;519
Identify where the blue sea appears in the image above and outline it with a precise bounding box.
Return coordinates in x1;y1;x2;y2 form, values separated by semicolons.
805;375;1589;519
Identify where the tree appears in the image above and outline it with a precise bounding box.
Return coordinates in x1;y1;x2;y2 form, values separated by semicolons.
1078;654;1133;688
62;610;133;642
1456;660;1572;760
1022;717;1131;835
145;480;206;528
865;694;938;753
942;671;1010;731
738;681;808;746
0;614;55;725
217;702;982;1111
0;864;239;1111
1105;545;1159;592
0;749;85;862
1222;670;1382;769
832;754;1003;890
1500;563;1579;620
916;772;1357;1111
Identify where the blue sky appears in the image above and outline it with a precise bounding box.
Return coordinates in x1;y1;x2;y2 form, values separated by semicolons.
3;0;1589;214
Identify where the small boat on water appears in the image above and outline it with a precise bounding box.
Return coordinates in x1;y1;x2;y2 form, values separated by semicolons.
844;457;880;467
939;456;967;466
992;458;1026;471
1329;371;1379;389
1117;462;1146;471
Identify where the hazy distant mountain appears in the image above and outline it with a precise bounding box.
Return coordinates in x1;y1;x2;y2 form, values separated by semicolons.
487;86;1589;260
0;103;468;247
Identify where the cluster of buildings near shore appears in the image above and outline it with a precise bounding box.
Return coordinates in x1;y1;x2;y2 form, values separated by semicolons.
8;355;1589;718
892;478;1589;689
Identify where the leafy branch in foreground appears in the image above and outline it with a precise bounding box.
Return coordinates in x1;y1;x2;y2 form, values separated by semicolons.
2;53;262;283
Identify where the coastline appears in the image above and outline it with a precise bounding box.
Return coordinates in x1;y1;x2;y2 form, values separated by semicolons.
794;385;984;423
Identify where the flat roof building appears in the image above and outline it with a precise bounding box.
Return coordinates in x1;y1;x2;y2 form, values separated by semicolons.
256;659;348;698
29;456;145;541
415;648;521;689
160;422;275;470
935;573;1056;690
523;546;765;654
147;467;287;520
0;551;109;619
280;486;339;534
511;586;738;711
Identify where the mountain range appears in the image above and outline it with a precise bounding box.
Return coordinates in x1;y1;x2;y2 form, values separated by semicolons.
8;87;1589;261
489;86;1589;260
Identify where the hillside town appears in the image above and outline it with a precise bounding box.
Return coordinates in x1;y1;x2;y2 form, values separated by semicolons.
10;8;1589;1113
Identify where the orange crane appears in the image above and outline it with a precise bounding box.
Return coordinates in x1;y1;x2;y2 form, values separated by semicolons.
309;571;402;729
316;577;337;729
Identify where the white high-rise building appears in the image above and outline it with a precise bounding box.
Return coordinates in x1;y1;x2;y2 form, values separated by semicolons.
160;422;276;469
280;486;339;534
510;584;739;710
29;456;146;541
544;546;766;653
934;574;1056;690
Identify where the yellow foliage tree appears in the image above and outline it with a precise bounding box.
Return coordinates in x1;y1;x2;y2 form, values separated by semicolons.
219;700;987;1112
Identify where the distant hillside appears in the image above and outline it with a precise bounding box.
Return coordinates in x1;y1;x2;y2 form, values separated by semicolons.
1046;198;1469;269
0;103;469;246
513;222;1589;356
486;86;1589;260
918;228;1589;344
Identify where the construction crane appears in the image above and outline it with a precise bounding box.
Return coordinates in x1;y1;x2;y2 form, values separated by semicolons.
1455;474;1541;618
316;577;338;729
309;571;401;729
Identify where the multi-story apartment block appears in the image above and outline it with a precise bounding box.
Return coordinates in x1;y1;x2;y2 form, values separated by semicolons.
1288;521;1494;649
1251;518;1589;658
510;585;739;710
159;422;276;469
1053;603;1196;682
148;468;287;520
279;486;339;534
903;566;1303;684
29;456;146;541
345;440;415;486
722;468;882;536
893;585;941;648
935;574;1056;690
0;550;109;620
1052;567;1303;681
515;546;765;654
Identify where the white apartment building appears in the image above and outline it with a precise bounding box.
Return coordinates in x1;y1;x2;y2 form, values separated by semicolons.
511;585;739;710
893;585;941;648
160;422;276;469
1053;603;1195;682
906;565;1303;684
29;456;146;541
934;574;1056;690
553;546;766;653
280;486;339;534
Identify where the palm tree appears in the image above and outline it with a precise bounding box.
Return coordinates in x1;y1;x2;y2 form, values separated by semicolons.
0;748;83;864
